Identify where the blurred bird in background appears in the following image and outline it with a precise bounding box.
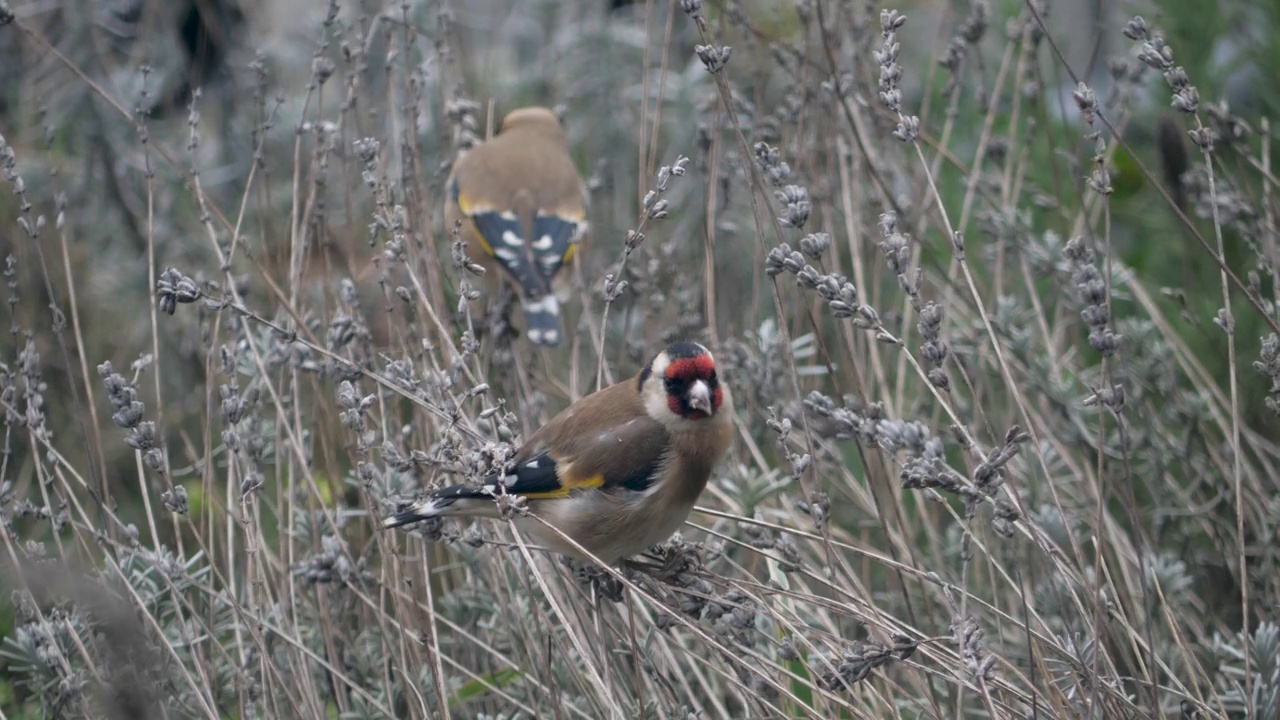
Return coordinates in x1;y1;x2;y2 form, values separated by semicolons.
384;341;733;564
445;106;588;347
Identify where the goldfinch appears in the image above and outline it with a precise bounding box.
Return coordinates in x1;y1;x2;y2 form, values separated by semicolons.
384;342;733;564
445;106;588;347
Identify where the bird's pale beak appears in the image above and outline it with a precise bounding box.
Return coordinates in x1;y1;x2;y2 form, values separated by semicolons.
687;380;712;414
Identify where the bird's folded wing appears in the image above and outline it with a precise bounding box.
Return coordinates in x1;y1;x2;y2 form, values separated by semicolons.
528;212;583;279
473;401;668;500
451;177;582;298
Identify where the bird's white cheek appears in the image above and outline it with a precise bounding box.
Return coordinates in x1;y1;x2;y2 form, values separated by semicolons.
642;384;671;421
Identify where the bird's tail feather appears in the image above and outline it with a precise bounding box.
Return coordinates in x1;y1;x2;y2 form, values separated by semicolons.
383;484;498;529
522;295;563;346
382;497;453;529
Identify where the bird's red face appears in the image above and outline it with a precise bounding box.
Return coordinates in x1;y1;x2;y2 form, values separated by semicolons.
661;344;723;420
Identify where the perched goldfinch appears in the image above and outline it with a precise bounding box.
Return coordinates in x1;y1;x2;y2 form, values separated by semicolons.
445;106;588;347
384;342;733;564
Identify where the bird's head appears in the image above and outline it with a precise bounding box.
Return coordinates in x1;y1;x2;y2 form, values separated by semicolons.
640;341;727;424
499;107;564;135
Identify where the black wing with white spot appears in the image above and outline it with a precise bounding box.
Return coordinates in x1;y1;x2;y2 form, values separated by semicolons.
486;452;569;498
425;452;575;502
469;211;552;299
528;213;581;282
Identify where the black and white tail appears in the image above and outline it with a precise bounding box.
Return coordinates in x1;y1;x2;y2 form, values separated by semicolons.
522;295;562;347
382;484;494;528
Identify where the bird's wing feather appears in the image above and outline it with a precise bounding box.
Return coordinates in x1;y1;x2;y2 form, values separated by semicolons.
410;380;668;510
512;380;670;495
448;133;585;297
398;450;602;510
489;451;602;499
429;416;667;505
527;213;583;280
388;381;668;537
455;193;582;298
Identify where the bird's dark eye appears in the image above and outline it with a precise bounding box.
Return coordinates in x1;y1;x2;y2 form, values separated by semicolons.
664;377;683;394
708;370;718;382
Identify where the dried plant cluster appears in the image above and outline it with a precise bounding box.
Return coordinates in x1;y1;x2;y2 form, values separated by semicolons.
0;0;1278;718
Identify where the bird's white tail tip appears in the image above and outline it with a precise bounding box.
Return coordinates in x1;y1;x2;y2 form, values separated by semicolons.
522;295;562;346
382;498;445;529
